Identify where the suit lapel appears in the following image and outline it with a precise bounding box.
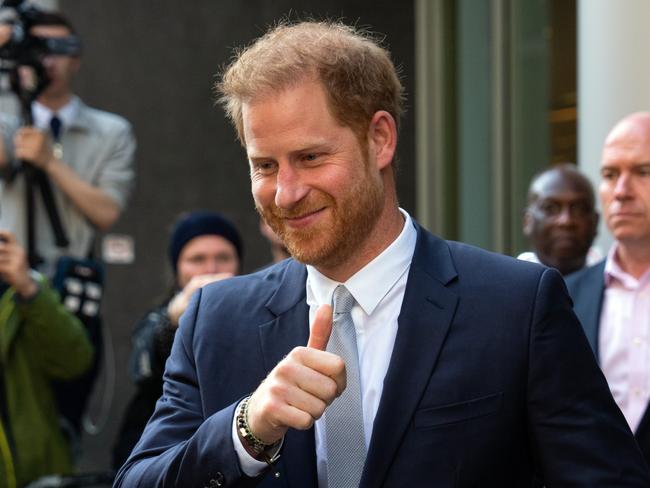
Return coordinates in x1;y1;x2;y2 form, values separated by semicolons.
362;228;459;488
258;260;317;487
259;259;309;372
577;262;606;355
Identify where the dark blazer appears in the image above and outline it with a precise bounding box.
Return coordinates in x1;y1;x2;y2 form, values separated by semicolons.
115;225;649;487
566;260;650;465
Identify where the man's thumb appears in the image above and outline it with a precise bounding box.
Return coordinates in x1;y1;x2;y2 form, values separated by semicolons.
307;304;333;351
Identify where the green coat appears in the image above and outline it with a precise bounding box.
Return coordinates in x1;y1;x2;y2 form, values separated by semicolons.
0;280;93;488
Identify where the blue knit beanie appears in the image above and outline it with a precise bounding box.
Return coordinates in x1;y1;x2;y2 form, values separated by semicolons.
168;211;243;273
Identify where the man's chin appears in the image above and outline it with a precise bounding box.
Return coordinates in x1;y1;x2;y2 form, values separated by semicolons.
613;230;650;246
284;239;323;265
284;238;342;268
550;244;580;256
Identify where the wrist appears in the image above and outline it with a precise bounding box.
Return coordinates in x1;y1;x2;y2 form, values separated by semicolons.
236;396;281;458
44;153;59;173
167;295;183;327
14;277;38;300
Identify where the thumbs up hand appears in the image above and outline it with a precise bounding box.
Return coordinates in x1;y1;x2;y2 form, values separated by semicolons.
243;304;347;449
307;304;333;350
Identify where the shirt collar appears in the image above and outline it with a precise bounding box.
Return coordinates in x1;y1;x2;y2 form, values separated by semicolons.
306;209;417;316
604;242;650;288
32;96;80;132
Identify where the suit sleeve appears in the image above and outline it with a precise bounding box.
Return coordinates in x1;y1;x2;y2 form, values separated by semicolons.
113;288;261;488
528;268;650;485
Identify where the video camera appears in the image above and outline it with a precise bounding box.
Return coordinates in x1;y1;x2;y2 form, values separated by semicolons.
0;0;81;96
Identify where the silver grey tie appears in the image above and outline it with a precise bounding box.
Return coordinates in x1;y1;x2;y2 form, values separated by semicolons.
325;285;366;488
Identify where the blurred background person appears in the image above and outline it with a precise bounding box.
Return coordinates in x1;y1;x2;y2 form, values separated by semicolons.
519;163;600;275
0;9;136;272
111;210;242;470
0;229;92;486
259;218;289;265
0;9;136;442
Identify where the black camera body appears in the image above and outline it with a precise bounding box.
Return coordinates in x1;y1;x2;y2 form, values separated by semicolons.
0;0;81;91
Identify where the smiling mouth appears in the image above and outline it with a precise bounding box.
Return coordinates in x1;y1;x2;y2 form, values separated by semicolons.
283;207;326;227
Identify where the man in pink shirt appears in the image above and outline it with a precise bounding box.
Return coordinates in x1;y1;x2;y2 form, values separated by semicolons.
567;111;650;465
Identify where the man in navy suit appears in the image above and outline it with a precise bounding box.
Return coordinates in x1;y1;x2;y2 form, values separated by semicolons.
115;21;650;487
566;112;650;467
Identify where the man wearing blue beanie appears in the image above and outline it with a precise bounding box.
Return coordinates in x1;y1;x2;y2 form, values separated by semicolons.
112;210;243;469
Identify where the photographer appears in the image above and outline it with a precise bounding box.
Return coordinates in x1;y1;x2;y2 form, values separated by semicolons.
0;8;135;437
0;229;93;486
0;9;136;273
112;211;242;470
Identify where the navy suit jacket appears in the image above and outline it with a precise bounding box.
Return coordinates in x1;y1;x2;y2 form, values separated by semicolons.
115;224;649;487
566;260;650;465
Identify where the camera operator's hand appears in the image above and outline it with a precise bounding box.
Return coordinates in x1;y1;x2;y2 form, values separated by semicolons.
0;230;37;299
167;273;235;327
13;127;55;170
0;25;12;47
13;127;121;231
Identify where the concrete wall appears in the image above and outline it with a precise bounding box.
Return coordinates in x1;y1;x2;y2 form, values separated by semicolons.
58;0;416;471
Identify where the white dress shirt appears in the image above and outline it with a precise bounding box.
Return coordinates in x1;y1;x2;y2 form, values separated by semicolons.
516;247;602;267
32;97;79;131
234;209;417;484
599;244;650;431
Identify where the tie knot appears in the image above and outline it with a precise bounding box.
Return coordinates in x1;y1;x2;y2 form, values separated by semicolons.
332;285;355;315
50;115;62;140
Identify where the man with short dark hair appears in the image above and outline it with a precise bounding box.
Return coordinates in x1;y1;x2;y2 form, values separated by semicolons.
0;11;136;272
567;111;650;467
519;163;600;275
115;21;650;487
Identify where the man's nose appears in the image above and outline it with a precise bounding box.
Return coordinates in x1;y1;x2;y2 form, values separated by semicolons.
203;260;221;274
42;55;56;68
555;206;574;225
275;165;309;209
614;173;633;199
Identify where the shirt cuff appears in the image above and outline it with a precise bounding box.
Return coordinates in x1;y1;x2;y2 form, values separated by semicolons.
231;400;273;477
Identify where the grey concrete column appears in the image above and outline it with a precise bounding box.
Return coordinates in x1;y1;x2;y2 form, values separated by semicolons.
578;0;650;253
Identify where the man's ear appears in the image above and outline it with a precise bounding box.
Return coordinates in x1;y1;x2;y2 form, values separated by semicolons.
368;110;397;171
523;209;533;237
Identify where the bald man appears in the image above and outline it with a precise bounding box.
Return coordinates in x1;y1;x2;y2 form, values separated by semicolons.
520;164;600;276
567;112;650;465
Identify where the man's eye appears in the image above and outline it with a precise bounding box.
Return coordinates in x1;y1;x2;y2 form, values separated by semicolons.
570;202;592;217
253;161;276;174
539;202;561;216
188;256;205;264
303;153;318;162
601;170;617;180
